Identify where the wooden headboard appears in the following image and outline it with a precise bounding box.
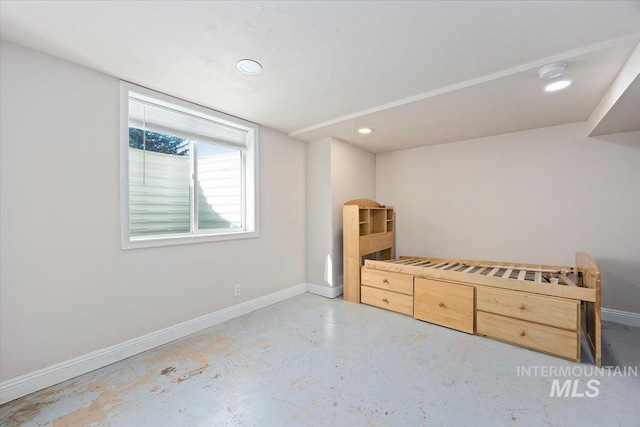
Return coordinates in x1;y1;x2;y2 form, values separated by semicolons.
576;252;602;367
344;198;382;208
343;199;395;302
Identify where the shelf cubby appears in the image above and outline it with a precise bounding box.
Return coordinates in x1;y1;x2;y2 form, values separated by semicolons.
371;208;387;234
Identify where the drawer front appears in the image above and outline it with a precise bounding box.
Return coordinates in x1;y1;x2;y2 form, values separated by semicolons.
476;311;579;361
476;287;579;331
414;278;474;333
361;268;413;295
361;286;413;316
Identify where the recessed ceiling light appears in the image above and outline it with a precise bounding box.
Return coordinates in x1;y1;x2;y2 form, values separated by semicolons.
538;62;566;79
237;59;262;75
358;128;373;134
544;80;573;92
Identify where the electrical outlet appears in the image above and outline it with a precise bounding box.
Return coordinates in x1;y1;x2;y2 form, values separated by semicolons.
234;284;242;297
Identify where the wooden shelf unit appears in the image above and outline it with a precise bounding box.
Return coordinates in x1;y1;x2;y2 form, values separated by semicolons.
343;199;395;303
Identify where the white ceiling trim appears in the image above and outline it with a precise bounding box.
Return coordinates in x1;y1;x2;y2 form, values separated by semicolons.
289;32;640;139
587;41;640;136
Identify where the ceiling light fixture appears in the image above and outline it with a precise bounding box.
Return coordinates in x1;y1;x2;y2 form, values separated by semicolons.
358;128;373;134
538;62;566;79
237;59;262;75
544;80;573;92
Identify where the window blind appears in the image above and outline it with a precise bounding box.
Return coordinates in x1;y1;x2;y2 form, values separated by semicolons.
129;97;248;149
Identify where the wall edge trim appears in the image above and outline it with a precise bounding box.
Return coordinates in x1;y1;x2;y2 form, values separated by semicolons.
602;307;640;328
306;283;344;299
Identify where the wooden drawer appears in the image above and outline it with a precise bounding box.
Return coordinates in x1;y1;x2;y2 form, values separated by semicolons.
361;268;413;295
361;286;413;316
476;311;579;361
414;278;474;333
476;287;579;331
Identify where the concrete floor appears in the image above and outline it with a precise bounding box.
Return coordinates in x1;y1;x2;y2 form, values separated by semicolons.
1;293;639;426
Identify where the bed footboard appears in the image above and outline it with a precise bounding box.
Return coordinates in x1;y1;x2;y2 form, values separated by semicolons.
576;252;602;367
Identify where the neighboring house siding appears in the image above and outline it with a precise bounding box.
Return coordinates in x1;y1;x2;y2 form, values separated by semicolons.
129;148;240;236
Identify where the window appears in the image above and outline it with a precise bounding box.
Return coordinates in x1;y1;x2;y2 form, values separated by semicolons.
120;82;258;248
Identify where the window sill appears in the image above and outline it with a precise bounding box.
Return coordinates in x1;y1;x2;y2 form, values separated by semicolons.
121;230;259;250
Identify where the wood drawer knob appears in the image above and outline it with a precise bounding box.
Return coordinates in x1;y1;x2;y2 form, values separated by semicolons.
382;298;389;303
519;330;526;337
519;304;525;310
438;302;445;307
382;279;389;283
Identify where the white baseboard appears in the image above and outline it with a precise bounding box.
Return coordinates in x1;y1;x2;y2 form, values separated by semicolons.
0;283;308;405
602;308;640;328
306;283;344;299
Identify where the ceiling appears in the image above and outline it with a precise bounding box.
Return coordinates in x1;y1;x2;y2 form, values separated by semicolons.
1;1;639;153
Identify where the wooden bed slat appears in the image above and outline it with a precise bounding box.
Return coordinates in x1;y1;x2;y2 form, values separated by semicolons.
431;262;449;269
399;256;572;272
502;269;513;278
535;271;542;283
517;270;526;281
474;267;487;275
449;263;569;274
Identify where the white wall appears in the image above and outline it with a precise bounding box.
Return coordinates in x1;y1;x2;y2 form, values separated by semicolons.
331;138;376;287
376;123;640;313
305;137;376;288
305;138;332;286
0;43;306;381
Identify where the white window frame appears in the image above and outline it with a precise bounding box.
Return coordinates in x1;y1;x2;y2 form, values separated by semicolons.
120;82;259;249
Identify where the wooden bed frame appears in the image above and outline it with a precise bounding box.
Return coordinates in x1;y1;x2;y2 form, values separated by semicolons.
343;199;602;366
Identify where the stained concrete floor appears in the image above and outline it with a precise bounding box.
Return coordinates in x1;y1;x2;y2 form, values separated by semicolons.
1;293;639;427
